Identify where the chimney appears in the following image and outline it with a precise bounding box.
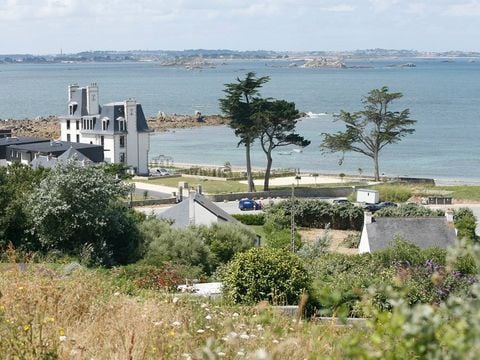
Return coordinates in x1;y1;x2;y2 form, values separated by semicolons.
445;209;454;223
177;185;183;203
364;211;374;224
196;185;202;195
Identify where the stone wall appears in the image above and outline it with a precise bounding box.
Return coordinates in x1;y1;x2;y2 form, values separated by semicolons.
205;187;354;202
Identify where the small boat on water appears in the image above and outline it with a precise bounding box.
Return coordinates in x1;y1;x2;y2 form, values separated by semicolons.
293;148;303;153
278;151;293;155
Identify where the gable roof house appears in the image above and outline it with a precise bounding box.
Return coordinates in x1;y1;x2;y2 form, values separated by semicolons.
359;212;457;253
58;83;151;175
158;192;241;229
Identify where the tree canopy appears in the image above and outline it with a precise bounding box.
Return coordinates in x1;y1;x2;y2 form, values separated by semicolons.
219;72;270;192
254;99;310;190
321;86;416;181
27;161;142;265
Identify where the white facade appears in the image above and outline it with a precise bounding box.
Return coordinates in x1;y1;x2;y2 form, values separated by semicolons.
59;84;150;175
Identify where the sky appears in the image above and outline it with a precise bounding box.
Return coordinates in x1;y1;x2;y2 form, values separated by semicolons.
1;0;480;54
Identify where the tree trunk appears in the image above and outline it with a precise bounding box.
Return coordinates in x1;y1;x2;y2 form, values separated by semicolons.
373;152;380;181
264;151;273;191
245;140;256;192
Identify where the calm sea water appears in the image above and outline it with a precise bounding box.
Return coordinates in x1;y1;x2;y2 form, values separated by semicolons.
1;59;479;183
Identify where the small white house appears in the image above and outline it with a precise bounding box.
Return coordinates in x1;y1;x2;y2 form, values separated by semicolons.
359;212;457;253
59;83;151;175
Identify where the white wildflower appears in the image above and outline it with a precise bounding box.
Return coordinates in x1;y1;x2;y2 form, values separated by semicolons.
59;335;67;342
205;314;212;320
240;334;250;340
197;329;205;333
172;321;181;327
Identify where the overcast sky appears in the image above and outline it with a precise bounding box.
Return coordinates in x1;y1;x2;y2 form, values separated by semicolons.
1;0;480;54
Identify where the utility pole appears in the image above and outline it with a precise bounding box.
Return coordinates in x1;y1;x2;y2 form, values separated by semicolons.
290;183;295;252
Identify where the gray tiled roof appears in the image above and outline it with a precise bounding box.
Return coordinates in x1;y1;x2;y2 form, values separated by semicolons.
366;217;457;252
158;193;240;228
57;147;90;162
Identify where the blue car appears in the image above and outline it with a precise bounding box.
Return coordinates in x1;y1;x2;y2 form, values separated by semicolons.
239;198;261;211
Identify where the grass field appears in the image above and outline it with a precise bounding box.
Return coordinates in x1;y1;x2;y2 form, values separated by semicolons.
0;264;352;359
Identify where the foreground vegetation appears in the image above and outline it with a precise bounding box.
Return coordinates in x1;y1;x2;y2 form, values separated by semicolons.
2;162;480;358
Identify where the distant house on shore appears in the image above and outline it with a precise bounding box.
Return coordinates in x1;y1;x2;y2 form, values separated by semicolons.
359;212;457;253
59;83;151;175
0;136;50;166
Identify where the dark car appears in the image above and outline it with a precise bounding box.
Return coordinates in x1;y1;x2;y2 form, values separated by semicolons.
333;198;350;205
363;201;397;213
239;198;261;211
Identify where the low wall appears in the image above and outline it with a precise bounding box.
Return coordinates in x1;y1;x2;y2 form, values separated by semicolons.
205;187;353;202
128;197;176;207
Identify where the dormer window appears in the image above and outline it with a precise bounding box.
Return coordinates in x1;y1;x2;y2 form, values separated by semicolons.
68;101;78;116
102;117;110;131
117;117;125;132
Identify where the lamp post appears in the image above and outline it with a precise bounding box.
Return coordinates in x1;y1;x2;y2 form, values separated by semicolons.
290;183;296;252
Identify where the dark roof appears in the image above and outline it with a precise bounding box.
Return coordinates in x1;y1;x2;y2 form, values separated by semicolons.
8;140;102;153
0;136;49;146
366;217;457;252
30;155;58;169
57;147;90;162
158;193;240;228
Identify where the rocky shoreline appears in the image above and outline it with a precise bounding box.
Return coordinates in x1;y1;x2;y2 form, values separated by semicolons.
0;114;229;139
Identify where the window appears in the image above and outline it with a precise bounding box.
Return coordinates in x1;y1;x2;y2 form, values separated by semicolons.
119;135;125;148
102;117;110;131
76;120;79;130
76;134;80;143
100;136;104;146
67;134;71;142
66;120;70;130
119;152;125;163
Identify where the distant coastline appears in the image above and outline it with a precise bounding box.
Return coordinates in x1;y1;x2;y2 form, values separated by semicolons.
0;114;230;139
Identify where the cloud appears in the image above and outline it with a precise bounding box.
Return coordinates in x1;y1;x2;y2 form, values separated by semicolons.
446;2;480;16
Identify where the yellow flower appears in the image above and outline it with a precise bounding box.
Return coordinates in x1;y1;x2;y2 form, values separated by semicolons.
59;328;65;336
23;325;30;331
169;329;175;337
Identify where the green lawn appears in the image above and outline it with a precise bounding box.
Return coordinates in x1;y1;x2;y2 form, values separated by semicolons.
142;176;249;194
428;185;480;202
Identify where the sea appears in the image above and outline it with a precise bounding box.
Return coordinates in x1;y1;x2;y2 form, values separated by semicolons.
1;58;479;184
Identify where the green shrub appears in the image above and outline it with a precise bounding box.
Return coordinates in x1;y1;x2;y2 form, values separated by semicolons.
141;219;214;276
375;204;445;217
221;247;310;305
264;228;302;250
265;199;363;231
454;207;478;242
198;223;257;267
373;184;413;202
232;213;265;225
341;233;361;248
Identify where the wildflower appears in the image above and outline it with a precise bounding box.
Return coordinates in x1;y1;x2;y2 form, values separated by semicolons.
181;354;192;360
255;348;268;359
217;351;226;357
172;321;181;327
23;325;30;331
59;335;67;342
272;339;279;344
232;312;239;318
59;328;65;336
113;292;120;296
237;351;245;356
18;286;24;290
240;334;250;340
169;330;175;337
153;321;162;327
201;303;208;308
172;297;179;304
197;329;205;334
205;315;212;320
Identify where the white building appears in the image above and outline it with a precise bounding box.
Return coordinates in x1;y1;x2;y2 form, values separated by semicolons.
59;83;151;175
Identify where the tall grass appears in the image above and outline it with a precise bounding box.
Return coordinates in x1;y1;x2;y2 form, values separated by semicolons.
0;264;352;359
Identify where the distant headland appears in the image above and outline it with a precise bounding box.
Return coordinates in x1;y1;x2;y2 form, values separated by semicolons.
1;48;479;65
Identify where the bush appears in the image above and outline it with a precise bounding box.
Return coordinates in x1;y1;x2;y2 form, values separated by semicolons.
232;213;265;225
341;233;361;248
265;199;363;231
198;223;257;267
373;184;412;202
454;207;478;242
221;247;310;305
375;204;445;217
141;219;214;276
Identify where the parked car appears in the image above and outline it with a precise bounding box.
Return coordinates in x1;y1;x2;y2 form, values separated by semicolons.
150;168;171;177
363;201;398;213
239;198;262;211
332;198;350;205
